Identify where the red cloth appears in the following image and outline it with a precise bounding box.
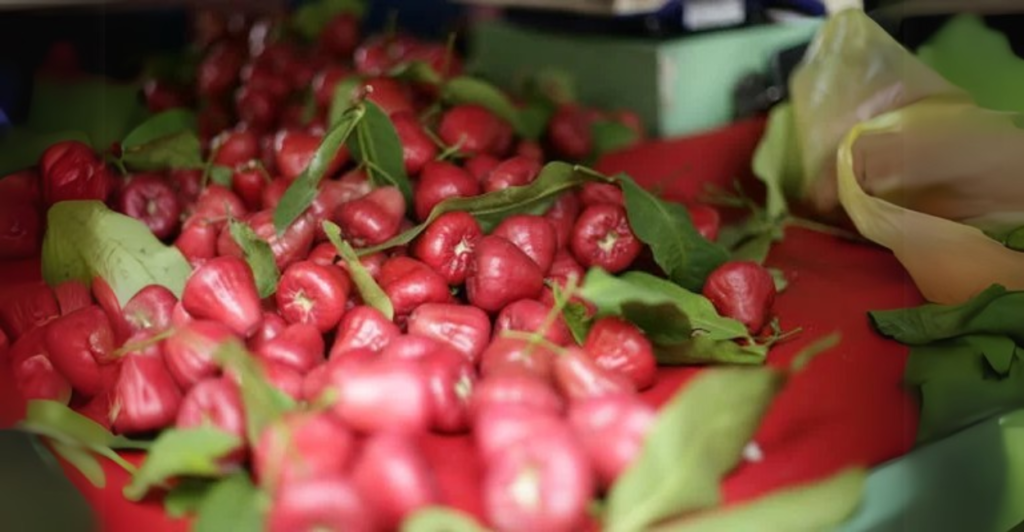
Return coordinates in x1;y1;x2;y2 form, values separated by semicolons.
0;118;920;530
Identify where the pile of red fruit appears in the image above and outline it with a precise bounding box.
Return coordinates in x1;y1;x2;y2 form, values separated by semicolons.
0;6;782;532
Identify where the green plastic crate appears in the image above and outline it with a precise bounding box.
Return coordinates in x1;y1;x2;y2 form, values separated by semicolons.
468;18;821;137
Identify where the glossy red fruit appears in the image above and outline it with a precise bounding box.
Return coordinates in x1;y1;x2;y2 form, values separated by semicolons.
418;348;476;432
274;130;348;181
231;161;269;211
16;353;73;404
310;179;368;240
110;335;182;434
547;104;594;161
259;360;305;401
0;199;41;259
438;105;510;157
0;169;41;204
410;212;481;285
352;433;439;528
142;79;189;113
492;215;558;272
355;77;414;116
44;305;116;397
391;111;437;176
122;285;177;335
235;85;280;133
545;250;586;296
464;154;501;183
0;327;8;352
404;42;464;80
182;257;263;338
484;423;594;532
247;311;288;351
53;280;92;316
217;210;316;270
39;141;113;206
379;257;451;316
91;277;131;343
495;299;573;347
482;156;542;193
702;261;777;334
212;129;260;168
568;395;655;488
472;374;563;426
579;182;623;207
582;317;656;390
261;177;291;210
0;282;59;342
466;236;545;313
324;359;432;433
276;261;351;332
176;378;247;461
406;303;491;365
336;251;387;281
198;41;244;97
379;334;446;362
515;139;544;162
170;301;193;327
334;186;406;247
571;204;642;273
169;168;203;205
255;323;325;374
254;412;357;491
353;34;416;75
163;320;235;389
175;218;220;265
267;476;377;532
312;65;351;108
10;327;72;404
413;161;480;222
688;203;721;242
480;336;559;383
544;191;581;250
553;347;635;402
329;306;400;358
192;184;248;223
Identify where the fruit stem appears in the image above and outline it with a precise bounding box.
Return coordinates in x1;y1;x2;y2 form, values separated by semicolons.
500;330;567;357
112;328;175;358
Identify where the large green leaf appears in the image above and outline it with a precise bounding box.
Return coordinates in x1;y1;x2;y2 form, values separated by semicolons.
324;221;394;320
41;201;192;306
348;100;413;203
604;367;784;532
194;473;265;532
123;427;240;501
869;284;1024;346
652;469;865;532
401;507;489;532
27;79;147;150
274;105;365;234
618;174;729;292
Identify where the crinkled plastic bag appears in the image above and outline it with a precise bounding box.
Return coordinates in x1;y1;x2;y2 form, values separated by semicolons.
755;9;1024;303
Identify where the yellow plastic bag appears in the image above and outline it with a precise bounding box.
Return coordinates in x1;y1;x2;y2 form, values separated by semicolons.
756;9;1024;303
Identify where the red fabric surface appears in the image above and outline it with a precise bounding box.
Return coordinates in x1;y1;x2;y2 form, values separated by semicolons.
0;117;921;530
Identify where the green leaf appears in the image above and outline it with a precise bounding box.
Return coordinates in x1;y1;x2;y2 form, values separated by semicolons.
216;341;296;444
359;162;603;255
194;473;265;532
788;332;842;373
0;128;91;175
41;201;192;306
120;109;197;150
165;478;214;518
903;337;1024;442
229;221;280;299
605;367;785;532
562;301;592;346
591;120;639;157
123;427;241;501
328;77;365;126
401;507;489;532
27;79;147;150
651;468;866;532
323;221;394;320
442;76;526;136
654;335;766;366
48;440;106;488
751;103;797;221
768;268;788;293
580;269;755;347
274;104;365;233
19;400;145;476
618;174;729;292
918;15;1024;116
291;0;366;40
349;100;413;203
121;130;204;172
518;102;554;142
209;165;233;187
1005;226;1024;252
390;61;443;87
869;284;1024;346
